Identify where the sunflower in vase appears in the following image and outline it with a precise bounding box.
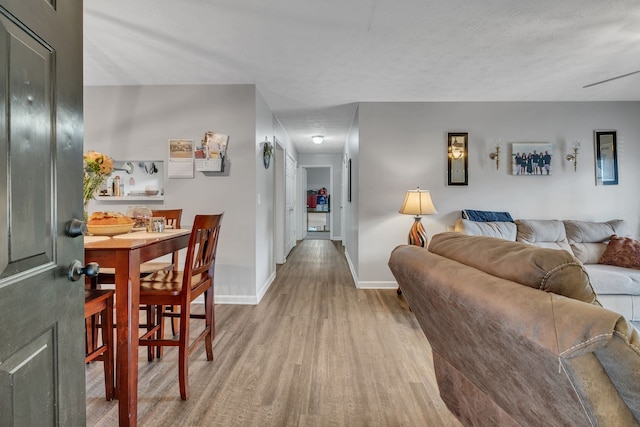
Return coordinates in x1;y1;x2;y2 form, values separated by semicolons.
83;150;113;208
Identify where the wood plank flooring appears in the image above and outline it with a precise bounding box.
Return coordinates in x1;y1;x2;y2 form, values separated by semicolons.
86;239;461;426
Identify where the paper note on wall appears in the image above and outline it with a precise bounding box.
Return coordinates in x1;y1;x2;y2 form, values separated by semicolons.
168;139;194;178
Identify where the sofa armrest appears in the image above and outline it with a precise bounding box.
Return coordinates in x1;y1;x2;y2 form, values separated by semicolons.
389;244;640;426
389;245;617;357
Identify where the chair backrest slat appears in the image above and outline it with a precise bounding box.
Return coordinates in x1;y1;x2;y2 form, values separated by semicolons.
182;214;223;293
152;209;183;268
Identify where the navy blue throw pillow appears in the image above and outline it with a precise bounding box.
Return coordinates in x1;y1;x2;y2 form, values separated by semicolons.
461;209;514;222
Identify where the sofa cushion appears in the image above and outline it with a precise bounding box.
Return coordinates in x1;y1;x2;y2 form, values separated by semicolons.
429;232;599;304
454;218;517;241
461;209;513;222
515;219;573;253
599;235;640;270
564;219;628;264
585;264;640;294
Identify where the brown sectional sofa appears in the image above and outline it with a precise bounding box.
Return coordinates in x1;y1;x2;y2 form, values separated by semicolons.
455;218;640;327
389;232;640;426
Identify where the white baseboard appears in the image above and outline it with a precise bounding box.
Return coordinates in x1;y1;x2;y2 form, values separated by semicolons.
208;270;275;305
356;281;398;289
344;248;359;287
256;270;276;303
213;295;260;305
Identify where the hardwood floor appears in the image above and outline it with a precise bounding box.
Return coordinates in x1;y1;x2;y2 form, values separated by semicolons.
86;239;461;426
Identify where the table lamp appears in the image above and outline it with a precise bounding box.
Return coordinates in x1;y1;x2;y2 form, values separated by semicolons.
399;187;438;247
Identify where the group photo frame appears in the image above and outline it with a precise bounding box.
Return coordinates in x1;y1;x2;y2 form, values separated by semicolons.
511;142;553;176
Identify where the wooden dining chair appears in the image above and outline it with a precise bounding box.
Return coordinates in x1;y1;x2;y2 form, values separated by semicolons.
149;209;183;338
138;213;223;400
85;289;115;401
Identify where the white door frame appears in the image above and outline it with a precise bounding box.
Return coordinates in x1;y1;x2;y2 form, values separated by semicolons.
300;164;333;240
273;140;286;264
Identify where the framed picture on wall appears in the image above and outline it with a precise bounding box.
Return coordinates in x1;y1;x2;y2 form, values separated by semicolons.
511;142;552;176
447;132;468;186
594;130;618;185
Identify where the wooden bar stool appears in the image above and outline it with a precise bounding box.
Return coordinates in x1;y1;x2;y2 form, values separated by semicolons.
85;289;115;401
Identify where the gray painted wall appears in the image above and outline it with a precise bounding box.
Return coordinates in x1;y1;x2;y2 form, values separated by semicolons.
306;167;330;192
84;84;290;303
353;101;640;287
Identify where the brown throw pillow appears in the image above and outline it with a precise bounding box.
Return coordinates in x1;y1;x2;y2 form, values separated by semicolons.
598;235;640;270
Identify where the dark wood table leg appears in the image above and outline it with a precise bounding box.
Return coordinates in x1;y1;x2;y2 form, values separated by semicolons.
115;250;140;427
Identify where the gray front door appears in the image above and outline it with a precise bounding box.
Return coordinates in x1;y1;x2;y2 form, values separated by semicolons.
0;0;85;426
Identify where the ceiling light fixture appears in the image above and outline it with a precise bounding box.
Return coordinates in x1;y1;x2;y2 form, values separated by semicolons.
312;135;324;145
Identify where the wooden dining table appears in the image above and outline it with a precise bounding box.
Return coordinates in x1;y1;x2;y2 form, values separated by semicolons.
84;229;191;427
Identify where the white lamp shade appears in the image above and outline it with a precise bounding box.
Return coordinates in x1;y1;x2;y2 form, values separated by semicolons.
399;189;438;216
312;135;324;144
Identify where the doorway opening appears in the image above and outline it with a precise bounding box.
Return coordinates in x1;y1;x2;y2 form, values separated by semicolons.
303;166;332;240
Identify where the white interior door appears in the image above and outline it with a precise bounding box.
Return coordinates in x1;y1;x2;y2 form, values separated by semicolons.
297;166;307;240
274;143;285;263
284;152;296;255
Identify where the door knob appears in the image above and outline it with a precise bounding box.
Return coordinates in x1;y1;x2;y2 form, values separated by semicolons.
68;260;100;281
65;218;87;237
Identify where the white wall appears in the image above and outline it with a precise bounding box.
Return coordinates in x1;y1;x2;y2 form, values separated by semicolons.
84;84;283;304
344;106;360;283
255;88;276;301
85;91;640;294
306;168;330;192
356;101;640;288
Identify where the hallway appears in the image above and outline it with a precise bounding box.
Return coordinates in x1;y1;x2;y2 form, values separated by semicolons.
86;239;460;426
304;231;331;240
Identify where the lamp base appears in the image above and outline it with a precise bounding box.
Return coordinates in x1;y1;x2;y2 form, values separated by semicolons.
408;216;428;247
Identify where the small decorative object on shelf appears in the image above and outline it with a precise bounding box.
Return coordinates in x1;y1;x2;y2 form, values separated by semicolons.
263;136;273;169
126;206;152;228
83;150;113;209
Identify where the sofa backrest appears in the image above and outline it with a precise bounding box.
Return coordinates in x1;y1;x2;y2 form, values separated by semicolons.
454;218;517;241
515;219;573;253
429;232;599;304
564;219;628;264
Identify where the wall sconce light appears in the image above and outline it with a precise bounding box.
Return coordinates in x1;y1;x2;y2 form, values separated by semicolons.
489;140;502;170
312;135;324;145
566;140;581;171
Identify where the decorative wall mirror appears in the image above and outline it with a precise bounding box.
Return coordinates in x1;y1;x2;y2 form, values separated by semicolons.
263;137;273;169
594;130;618;185
447;132;468;186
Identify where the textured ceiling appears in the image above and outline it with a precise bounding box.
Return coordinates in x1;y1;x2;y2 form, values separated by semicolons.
84;0;640;154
